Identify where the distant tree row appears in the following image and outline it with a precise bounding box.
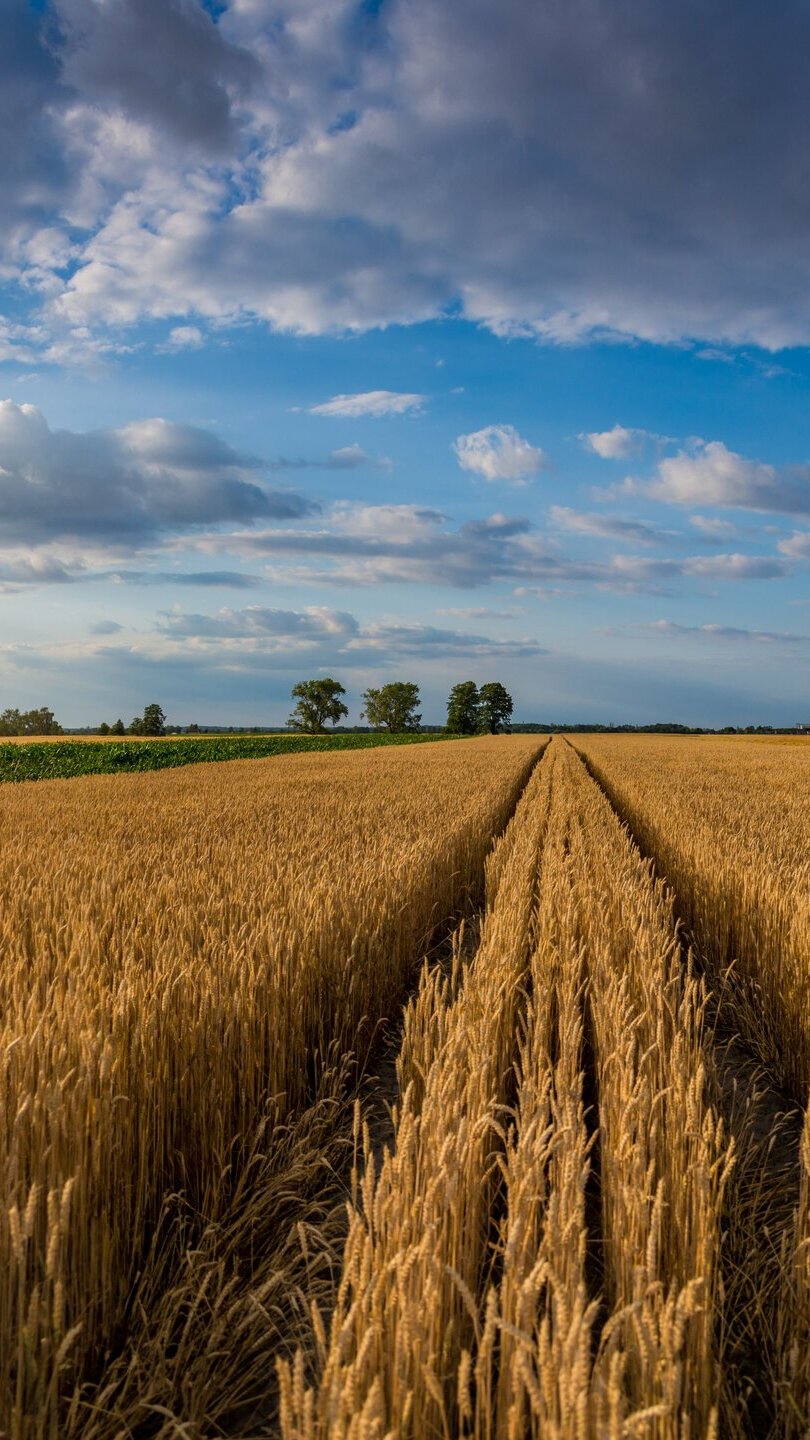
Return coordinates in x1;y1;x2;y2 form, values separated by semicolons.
287;678;513;734
98;703;167;737
0;706;62;737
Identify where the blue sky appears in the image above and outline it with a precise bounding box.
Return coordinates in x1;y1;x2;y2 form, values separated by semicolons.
1;0;810;726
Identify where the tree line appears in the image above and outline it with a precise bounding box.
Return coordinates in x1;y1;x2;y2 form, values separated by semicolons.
288;677;513;734
0;707;62;737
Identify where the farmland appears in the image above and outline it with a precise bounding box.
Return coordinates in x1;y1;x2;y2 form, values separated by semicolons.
0;730;453;784
1;733;809;1437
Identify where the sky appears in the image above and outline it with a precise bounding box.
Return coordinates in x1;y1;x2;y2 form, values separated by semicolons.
1;0;810;728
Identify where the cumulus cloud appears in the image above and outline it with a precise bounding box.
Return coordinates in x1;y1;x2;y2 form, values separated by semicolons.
0;400;314;549
56;0;260;156
12;0;810;350
453;425;547;484
309;391;426;418
580;425;647;459
162;325;205;351
778;531;810;560
647;440;810;515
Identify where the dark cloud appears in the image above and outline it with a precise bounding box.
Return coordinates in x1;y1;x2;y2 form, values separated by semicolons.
0;401;314;548
55;0;259;155
11;0;810;346
199;502;793;594
0;2;69;238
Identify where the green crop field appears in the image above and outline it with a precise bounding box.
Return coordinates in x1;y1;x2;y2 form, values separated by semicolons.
0;730;457;783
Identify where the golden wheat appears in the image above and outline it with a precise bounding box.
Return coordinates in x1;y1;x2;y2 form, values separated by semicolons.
279;737;731;1439
0;736;542;1438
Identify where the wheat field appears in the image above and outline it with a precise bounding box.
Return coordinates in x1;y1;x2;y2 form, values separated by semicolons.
1;731;809;1437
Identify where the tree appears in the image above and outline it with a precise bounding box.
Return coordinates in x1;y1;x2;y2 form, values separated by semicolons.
478;682;513;734
0;708;23;736
0;706;62;736
362;682;421;732
288;678;349;733
110;718;126;735
98;722;110;735
141;703;167;736
446;681;480;735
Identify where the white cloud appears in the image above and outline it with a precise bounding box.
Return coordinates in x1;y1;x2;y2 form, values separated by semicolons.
778;531;810;559
164;325;204;351
453;425;547;484
309;391;425;418
647;440;810;515
580;425;646;460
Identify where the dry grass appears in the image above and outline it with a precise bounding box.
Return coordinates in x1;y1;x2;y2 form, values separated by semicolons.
0;736;542;1438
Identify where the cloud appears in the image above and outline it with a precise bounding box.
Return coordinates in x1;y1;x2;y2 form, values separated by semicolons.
56;0;260;157
689;514;741;541
89;620;124;635
194;501;792;594
149;603;547;663
326;444;392;470
647;440;810;515
580;425;647;459
643;620;809;646
265;443;392;471
162;325;205;351
14;0;810;350
0;552;81;592
309;391;426;418
778;531;810;560
437;607;516;620
549;506;671;546
107;569;265;589
157;604;359;642
453;425;547;483
0;401;314;549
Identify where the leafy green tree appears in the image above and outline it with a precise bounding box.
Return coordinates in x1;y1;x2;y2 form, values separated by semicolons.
110;718;126;735
128;717;144;735
446;681;480;735
362;682;421;732
478;682;513;734
141;703;167;736
288;677;349;733
0;706;62;736
0;708;24;736
98;722;110;735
